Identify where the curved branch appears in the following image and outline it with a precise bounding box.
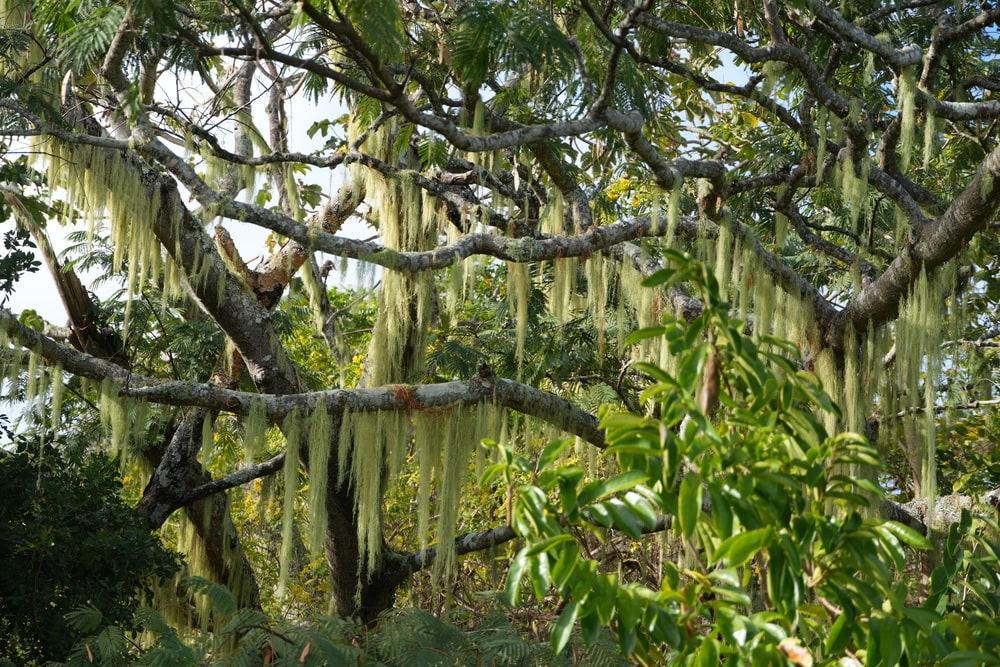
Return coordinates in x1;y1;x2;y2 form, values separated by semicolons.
827;142;1000;350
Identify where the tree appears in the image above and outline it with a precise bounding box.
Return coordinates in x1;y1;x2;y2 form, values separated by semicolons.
1;0;1000;635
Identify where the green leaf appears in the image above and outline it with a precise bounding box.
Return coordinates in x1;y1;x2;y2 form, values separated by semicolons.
825;610;851;655
712;526;773;568
537;438;574;473
698;637;720;667
505;550;530;604
551;543;580;591
603;498;645;539
551;600;580;654
578;469;649;507
879;520;932;550
678;473;704;540
525;533;574;557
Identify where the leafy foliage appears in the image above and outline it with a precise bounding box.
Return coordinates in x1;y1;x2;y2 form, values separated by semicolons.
495;252;1000;664
0;438;179;664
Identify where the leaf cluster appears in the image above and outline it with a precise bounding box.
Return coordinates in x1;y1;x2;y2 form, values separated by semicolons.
0;437;179;665
493;252;1000;665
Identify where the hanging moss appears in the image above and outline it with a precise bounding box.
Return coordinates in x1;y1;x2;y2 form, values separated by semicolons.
23;346;40;406
815;107;828;184
356;409;400;575
201;411;216;463
508;262;530;373
586;253;608;356
97;377;132;456
49;364;63;431
433;407;477;586
243;398;268;464
41;138;165;333
550;257;578;323
412;412;444;555
713;224;734;304
306;399;332;556
898;66;918;172
922;107;938;170
278;410;302;599
892;263;957;501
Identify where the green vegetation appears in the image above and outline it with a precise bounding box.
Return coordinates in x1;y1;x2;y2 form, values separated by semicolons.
1;0;1000;663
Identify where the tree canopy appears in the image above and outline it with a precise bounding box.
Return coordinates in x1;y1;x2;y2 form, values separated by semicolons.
2;0;1000;662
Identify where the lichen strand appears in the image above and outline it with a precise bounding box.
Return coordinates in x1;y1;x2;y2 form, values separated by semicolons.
586;253;609;355
98;377;131;457
923;105;938;171
898;66;918;172
620;260;662;371
277;410;303;599
713;223;734;304
353;120;437;388
243;398;268;464
665;181;682;246
892;263;957;501
49;364;63;431
838;152;871;236
306;398;332;556
41;138;164;334
337;408;409;576
509;261;530;374
550;257;579;324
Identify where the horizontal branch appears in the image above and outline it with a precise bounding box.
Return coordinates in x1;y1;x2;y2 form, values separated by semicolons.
120;373;606;448
0;309;605;447
391;525;518;578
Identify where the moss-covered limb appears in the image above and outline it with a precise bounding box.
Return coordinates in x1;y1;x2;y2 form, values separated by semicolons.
239;213;707;274
827;143;1000;351
120;377;607;447
885;487;1000;535
389;526;518;580
721;211;838;326
0;309;133;384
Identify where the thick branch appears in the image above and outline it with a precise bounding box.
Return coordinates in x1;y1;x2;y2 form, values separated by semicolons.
827;142;1000;350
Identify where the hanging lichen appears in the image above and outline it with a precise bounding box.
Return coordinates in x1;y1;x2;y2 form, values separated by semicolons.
815;107;829;183
337;408;408;576
713;223;734;304
892;262;957;501
433;404;499;587
23;346;40;406
550;257;579;323
39;138;165;335
98;377;129;456
277;410;302;599
200;412;216;464
49;364;63;431
306;398;332;556
509;261;530;373
412;412;442;556
243;398;268;464
898;66;918;172
922;106;938;170
586;253;608;356
665;181;682;247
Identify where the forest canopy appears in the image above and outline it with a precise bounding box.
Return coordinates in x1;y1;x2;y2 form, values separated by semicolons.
2;0;1000;663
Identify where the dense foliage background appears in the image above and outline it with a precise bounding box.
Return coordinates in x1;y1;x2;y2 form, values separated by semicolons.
1;0;1000;663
